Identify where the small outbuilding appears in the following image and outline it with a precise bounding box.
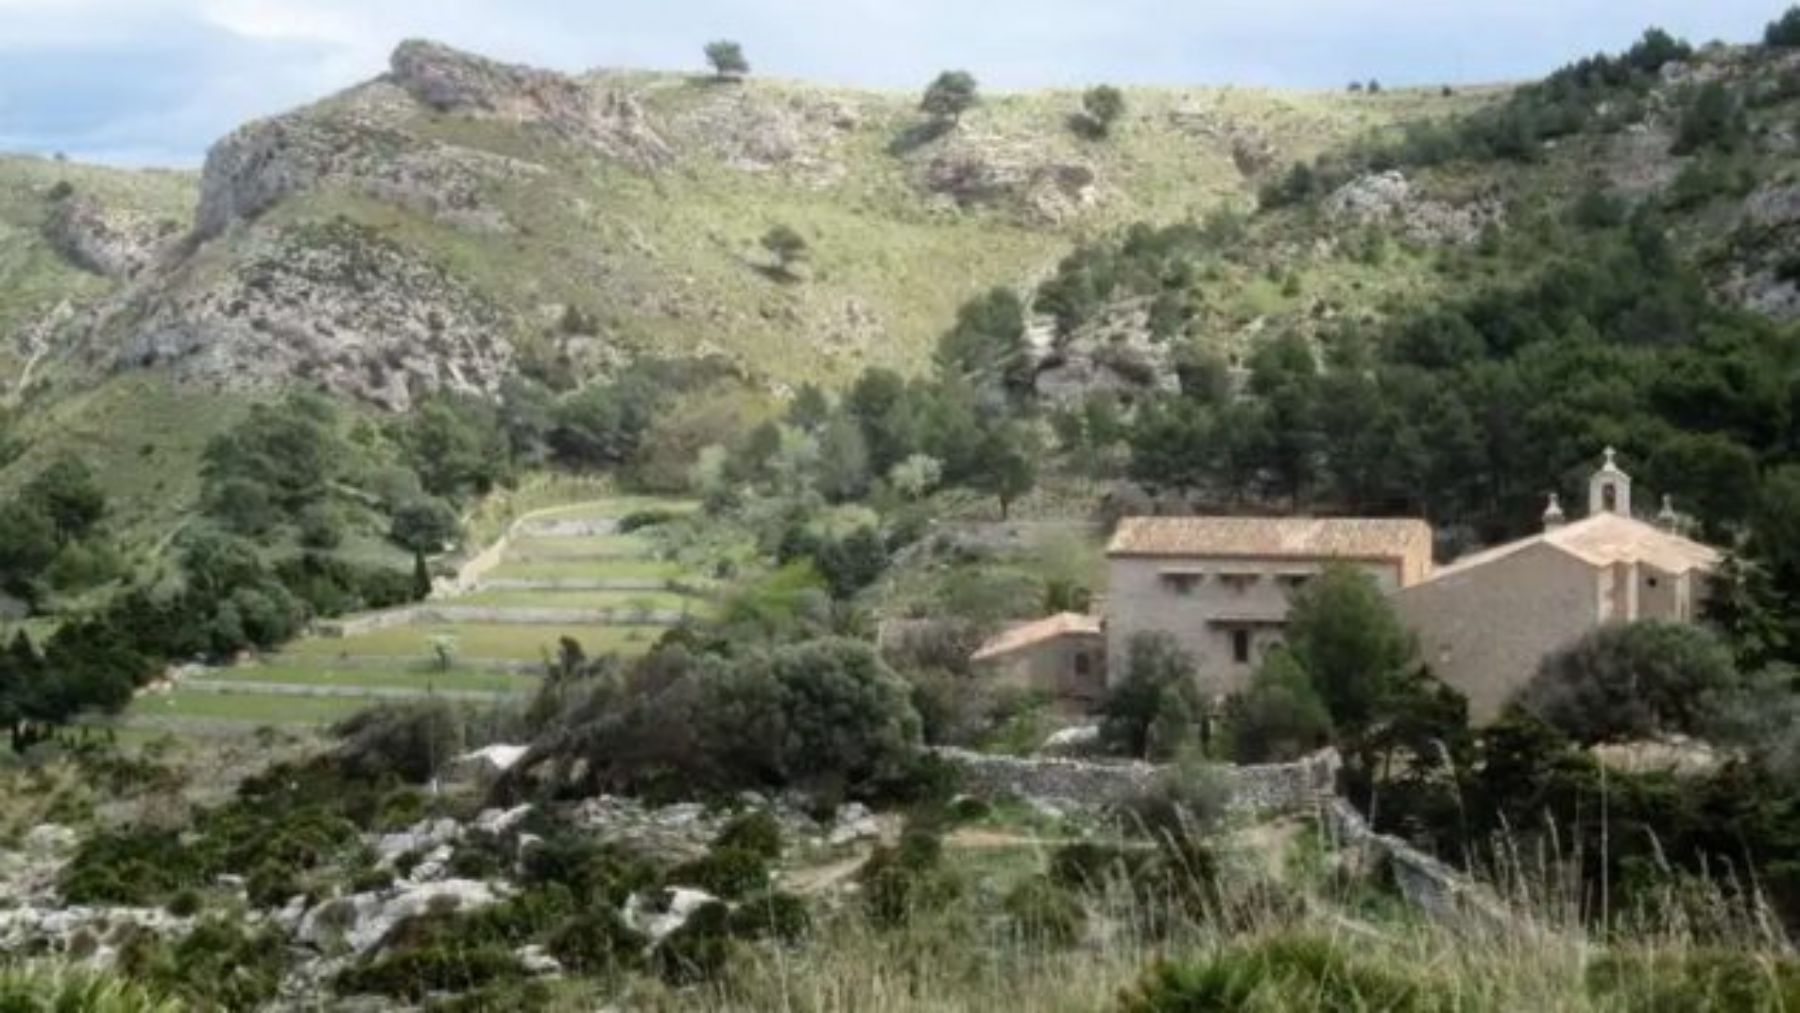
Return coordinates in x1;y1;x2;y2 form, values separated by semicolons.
970;612;1107;705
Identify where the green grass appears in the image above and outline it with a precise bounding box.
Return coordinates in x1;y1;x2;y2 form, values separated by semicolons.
199;662;539;696
456;587;709;613
124;690;371;727
283;622;664;661
486;558;686;582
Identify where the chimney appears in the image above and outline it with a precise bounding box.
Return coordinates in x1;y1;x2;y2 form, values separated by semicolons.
1543;493;1567;531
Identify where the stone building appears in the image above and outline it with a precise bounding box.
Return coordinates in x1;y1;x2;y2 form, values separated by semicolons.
1393;449;1719;721
1103;515;1434;695
969;612;1107;705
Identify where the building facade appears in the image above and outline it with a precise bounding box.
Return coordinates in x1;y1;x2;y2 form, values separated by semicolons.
1103;516;1434;695
969;612;1107;705
1393;451;1719;721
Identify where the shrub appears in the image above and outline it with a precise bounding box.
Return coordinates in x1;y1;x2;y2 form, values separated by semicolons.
336;945;525;1001
546;910;645;974
727;891;811;942
1003;876;1086;946
1101;633;1201;758
713;810;783;860
1049;841;1148;891
333;700;464;784
653;901;734;984
166;889;203;918
1517;621;1745;744
617;508;680;533
1119;935;1460;1011
668;847;769;900
139;918;288;1010
296;502;344;549
519;833;657;907
858;821;960;928
1224;648;1333;763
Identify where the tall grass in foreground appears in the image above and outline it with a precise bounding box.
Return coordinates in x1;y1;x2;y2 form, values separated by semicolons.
0;964;183;1013
634;821;1796;1012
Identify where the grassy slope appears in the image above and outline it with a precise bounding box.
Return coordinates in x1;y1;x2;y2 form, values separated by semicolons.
0;74;1487;545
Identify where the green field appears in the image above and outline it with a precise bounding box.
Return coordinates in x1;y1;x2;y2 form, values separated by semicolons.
201;663;539;696
485;558;685;582
456;588;707;613
285;622;663;661
125;690;372;727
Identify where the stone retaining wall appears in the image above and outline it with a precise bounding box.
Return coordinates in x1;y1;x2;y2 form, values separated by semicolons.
474;578;675;592
315;605;687;637
937;747;1340;816
1321;798;1512;929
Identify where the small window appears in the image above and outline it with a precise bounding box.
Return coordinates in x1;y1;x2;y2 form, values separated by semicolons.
1073;652;1092;678
1232;629;1252;664
1602;484;1618;513
1646;576;1660;589
1161;573;1202;595
1278;574;1311;591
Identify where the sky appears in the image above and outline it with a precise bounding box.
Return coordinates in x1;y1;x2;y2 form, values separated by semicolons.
0;0;1784;167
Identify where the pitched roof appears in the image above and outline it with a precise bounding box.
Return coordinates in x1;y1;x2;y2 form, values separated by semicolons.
970;612;1103;662
1106;516;1435;586
1423;512;1719;583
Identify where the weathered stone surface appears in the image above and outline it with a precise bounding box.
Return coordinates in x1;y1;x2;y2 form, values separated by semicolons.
624;887;718;943
297;878;506;954
391;40;671;169
936;747;1340;815
119;217;513;410
917;140;1098;224
1324;171;1503;245
43;192;181;279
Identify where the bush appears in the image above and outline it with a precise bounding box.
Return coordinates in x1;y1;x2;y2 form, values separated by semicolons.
296;503;345;550
336;945;525;1001
545;910;645;974
1119;935;1461;1012
617;508;680;533
652;901;734;984
333;700;464;784
858;821;960;928
727;891;811;942
519;833;657;907
668;847;769;900
1003;876;1086;946
166;889;203;918
1224;648;1333;763
713;810;783;860
1518;621;1745;744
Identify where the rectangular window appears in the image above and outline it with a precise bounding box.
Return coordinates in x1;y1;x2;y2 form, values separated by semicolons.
1232;629;1252;664
1160;573;1202;595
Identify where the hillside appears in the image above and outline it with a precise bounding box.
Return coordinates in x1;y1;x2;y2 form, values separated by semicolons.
0;40;1483;543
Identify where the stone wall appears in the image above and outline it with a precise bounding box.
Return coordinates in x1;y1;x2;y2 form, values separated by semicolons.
936;747;1340;816
1321;798;1512;929
314;604;685;637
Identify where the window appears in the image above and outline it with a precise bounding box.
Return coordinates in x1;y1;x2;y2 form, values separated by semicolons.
1646;576;1660;589
1219;572;1259;594
1232;629;1252;664
1278;574;1312;592
1602;484;1618;513
1073;652;1092;678
1160;573;1202;595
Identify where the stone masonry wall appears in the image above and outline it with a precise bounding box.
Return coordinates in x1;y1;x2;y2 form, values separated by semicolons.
314;605;684;638
936;747;1341;816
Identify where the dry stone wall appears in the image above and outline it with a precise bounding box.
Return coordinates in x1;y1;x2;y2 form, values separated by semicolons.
936;747;1340;815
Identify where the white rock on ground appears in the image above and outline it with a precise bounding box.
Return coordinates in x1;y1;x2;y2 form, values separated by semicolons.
623;887;718;944
473;803;534;835
827;802;879;846
299;878;507;955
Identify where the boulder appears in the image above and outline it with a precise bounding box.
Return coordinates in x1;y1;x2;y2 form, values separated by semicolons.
623;887;718;944
298;878;505;954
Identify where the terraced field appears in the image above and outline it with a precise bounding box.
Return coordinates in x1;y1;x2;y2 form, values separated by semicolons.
122;497;708;736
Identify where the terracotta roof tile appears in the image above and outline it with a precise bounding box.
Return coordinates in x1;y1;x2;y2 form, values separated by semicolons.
971;612;1103;662
1106;516;1434;586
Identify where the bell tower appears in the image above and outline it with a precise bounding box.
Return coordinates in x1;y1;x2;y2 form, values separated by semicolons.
1588;447;1632;518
